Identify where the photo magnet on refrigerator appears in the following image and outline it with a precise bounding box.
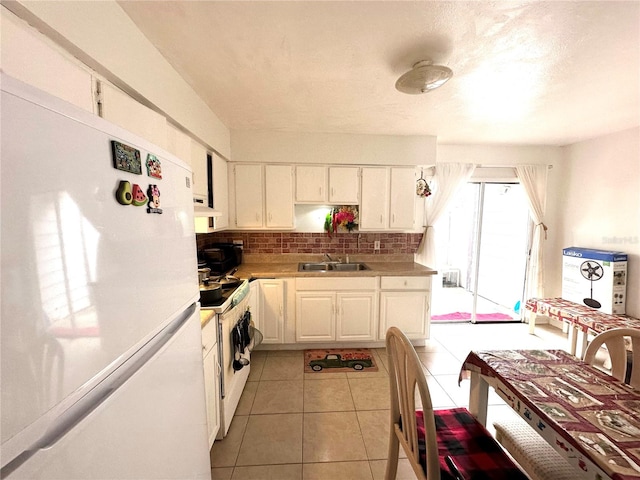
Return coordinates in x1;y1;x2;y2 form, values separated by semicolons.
146;154;162;179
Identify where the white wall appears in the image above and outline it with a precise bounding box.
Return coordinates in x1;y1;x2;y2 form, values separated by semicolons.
2;1;230;158
231;130;437;166
557;127;640;317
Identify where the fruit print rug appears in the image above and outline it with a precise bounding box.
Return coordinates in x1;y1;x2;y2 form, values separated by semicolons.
304;348;378;373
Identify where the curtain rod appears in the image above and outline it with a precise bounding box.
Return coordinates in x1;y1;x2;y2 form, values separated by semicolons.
423;164;553;169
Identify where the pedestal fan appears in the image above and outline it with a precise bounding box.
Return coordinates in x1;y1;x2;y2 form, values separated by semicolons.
581;261;603;308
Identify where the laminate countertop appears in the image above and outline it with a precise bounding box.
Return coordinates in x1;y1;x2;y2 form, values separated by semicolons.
233;261;437;279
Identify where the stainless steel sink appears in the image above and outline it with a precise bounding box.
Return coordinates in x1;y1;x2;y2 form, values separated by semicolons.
298;262;332;271
297;262;370;272
331;263;369;271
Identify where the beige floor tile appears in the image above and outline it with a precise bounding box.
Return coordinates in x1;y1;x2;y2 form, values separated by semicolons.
303;461;373;480
231;464;303;480
304;371;347;380
210;415;249;468
303;412;368;463
211;467;233;480
304;378;355;412
356;410;390;460
369;459;420;480
349;377;390;410
236;413;303;466
248;352;266;382
260;355;304;381
251;380;303;414
267;349;304;357
424;375;456;409
416;351;464;375
236;381;258;415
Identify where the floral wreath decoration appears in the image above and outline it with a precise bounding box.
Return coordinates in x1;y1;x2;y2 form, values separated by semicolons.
324;206;359;237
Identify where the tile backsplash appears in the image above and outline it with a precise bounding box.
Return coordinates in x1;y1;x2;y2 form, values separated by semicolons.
197;231;423;255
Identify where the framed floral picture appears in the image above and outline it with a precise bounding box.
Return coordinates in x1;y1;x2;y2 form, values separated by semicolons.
111;140;142;175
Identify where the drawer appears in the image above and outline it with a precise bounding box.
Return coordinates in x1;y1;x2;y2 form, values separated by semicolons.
296;276;376;291
201;317;217;356
380;276;431;291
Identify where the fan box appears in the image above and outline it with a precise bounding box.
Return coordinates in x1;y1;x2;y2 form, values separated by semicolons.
561;247;628;315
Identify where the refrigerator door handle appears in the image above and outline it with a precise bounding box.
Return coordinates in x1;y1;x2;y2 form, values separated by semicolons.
1;303;197;477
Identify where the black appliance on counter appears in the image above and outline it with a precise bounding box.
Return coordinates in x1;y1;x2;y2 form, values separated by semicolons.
199;243;243;276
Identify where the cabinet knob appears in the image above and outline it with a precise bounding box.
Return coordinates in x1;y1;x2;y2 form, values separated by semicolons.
380;214;383;223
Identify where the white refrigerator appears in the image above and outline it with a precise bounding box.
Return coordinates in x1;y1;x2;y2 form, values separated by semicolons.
1;74;211;479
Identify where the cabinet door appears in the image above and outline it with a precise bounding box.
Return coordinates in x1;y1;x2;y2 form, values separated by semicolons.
389;168;415;230
191;140;209;200
296;165;326;202
329;167;359;204
336;292;376;341
295;292;335;342
265;165;294;228
166;122;192;165
379;291;428;339
360;167;389;230
100;83;167;148
234;164;263;228
203;346;220;447
212;154;229;229
258;279;284;344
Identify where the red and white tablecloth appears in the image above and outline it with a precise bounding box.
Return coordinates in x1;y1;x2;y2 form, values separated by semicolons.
461;349;640;480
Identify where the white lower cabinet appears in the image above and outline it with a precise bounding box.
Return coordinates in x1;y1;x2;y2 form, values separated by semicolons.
295;277;377;342
335;292;377;341
257;279;285;344
379;276;431;339
201;318;220;448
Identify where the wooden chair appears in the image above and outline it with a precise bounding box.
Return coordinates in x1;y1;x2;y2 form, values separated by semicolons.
385;327;528;480
494;327;640;480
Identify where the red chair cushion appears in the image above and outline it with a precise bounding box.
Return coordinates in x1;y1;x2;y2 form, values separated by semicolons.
416;407;528;479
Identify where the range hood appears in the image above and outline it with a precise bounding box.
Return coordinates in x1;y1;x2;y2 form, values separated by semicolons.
193;203;223;217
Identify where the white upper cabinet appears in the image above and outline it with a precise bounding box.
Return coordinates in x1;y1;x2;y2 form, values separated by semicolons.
265;165;294;228
295;165;326;203
295;166;359;204
389;167;416;230
360;167;390;230
360;167;415;231
234;163;264;228
328;167;359;204
233;164;293;229
212;153;229;230
166;122;192;166
100;83;167;148
191;140;209;201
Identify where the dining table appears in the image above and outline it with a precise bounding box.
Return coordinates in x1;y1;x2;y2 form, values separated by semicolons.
460;348;640;480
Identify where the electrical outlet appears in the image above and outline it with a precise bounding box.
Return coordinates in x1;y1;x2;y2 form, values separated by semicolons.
374;240;380;250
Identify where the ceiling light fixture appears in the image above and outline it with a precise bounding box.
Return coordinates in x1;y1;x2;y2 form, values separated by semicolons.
395;59;453;94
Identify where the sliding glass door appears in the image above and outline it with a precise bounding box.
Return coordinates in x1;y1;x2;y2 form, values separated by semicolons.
431;182;530;323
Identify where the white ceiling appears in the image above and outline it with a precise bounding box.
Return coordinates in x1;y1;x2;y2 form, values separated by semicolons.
118;1;640;146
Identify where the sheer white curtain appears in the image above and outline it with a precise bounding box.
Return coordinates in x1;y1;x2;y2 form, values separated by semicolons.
515;165;549;300
415;163;476;267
